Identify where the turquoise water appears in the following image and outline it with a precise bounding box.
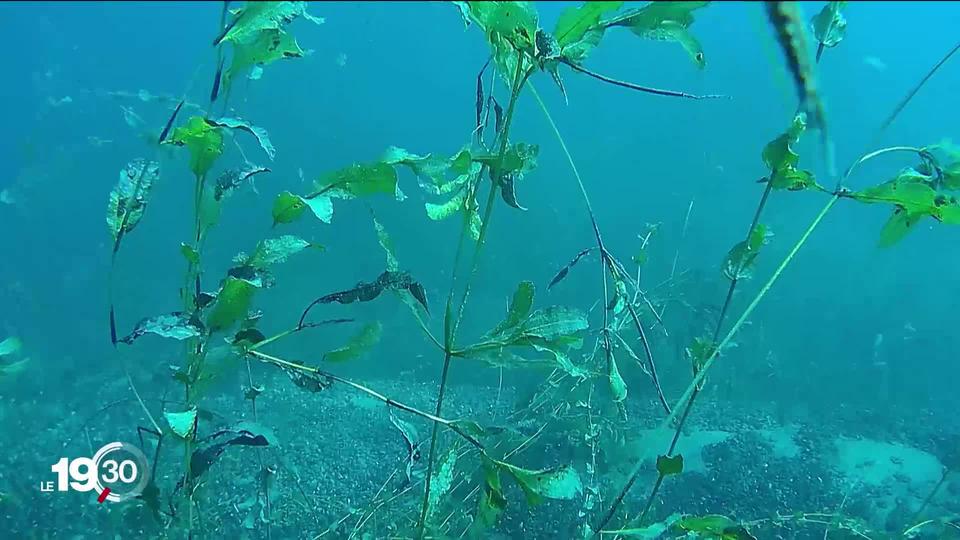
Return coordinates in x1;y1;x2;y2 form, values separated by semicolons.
1;2;959;539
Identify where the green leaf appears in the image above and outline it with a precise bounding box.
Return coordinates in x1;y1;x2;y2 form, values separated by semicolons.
323;322;382;363
272;191;333;226
207;276;258;332
602;514;682;539
851;174;939;215
553;1;624;48
180;243;200;265
215;1;323;46
426;190;469;221
656;454;684;476
769;166;817;191
248;235;314;268
608;354;627;402
514;306;589;343
811;1;847;49
164;408;198;439
675;514;757;540
495;460;582;505
762;113;807;173
205;117;276;161
119;312;204;344
604;1;710;68
225;28;305;87
0;336;22;357
472;457;508;533
317;161;399;200
722;224;772;281
107;159;160;245
878;209;922;248
490;281;535;336
168;116;223;178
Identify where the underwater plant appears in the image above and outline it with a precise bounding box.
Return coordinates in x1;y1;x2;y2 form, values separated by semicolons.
90;2;960;539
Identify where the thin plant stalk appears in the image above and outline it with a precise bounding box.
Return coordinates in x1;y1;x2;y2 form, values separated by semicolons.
596;194;840;532
416;57;530;536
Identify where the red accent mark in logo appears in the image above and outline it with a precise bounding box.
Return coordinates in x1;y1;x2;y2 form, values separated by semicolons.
97;487;111;503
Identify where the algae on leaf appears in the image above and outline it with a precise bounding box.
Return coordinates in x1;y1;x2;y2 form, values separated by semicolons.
811;2;848;51
494;459;583;505
248;235;315;268
107;159;160;247
119;312;204;344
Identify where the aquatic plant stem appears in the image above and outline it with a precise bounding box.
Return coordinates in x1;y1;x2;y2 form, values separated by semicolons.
563;61;726;100
596;193;839;533
416;58;530;537
246;351;484;450
529;83;669;413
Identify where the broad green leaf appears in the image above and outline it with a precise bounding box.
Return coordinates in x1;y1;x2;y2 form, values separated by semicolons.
722;224;772;281
317;162;398;200
472;456;508;533
561;25;606;64
604;1;710;67
205;117;276;160
426;447;458;522
489;281;535;336
207;276;257;332
464;2;538;81
608;354;627;402
514;306;589;343
323;322;382;363
107;159;160;244
0;336;21;357
215;1;323;46
164;408;198;439
553;1;623;48
426;190;468;221
675;514;757;539
474;142;539;177
119;312;203;344
214;165;271;201
180;243;200;265
602;515;682;539
272;191;333;226
168;116;223;178
656;454;684;476
225;28;305;87
248;235;313;268
939;201;960;224
852;175;939;215
769;166;817;191
495;460;582;505
762;113;807;172
811;1;847;49
878;210;922;248
546;347;591;380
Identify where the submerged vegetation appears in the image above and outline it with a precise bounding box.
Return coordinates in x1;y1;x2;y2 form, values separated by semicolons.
5;1;960;539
